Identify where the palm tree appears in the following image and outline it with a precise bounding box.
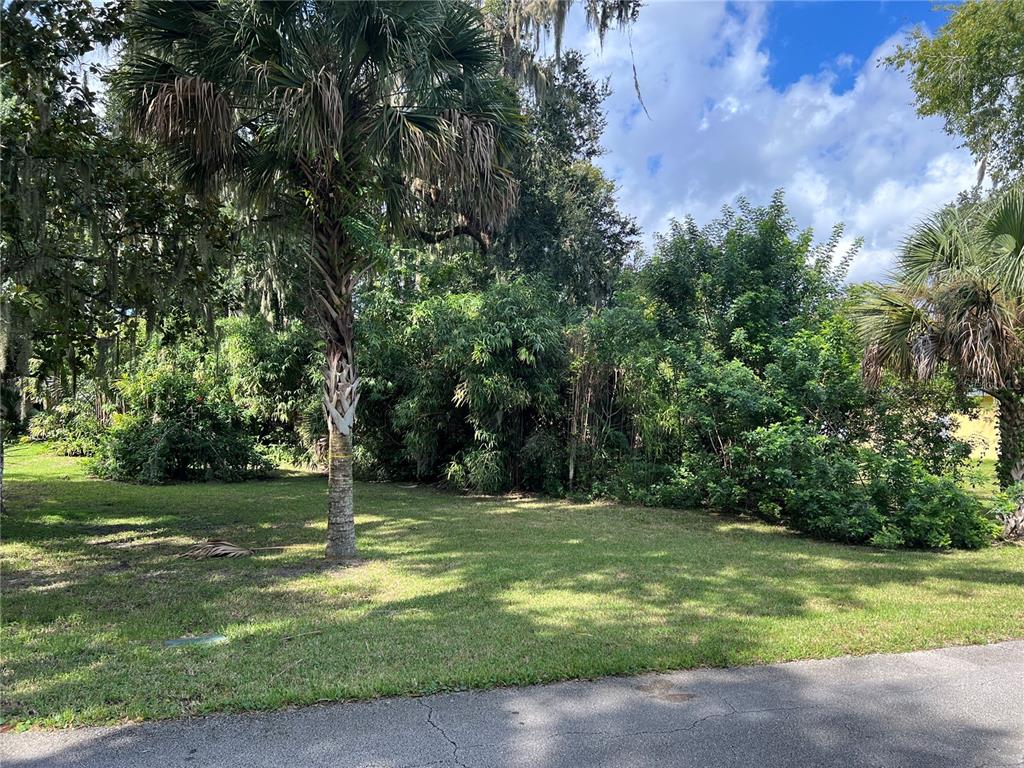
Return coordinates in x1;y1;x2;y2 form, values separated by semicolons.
115;0;524;560
855;187;1024;535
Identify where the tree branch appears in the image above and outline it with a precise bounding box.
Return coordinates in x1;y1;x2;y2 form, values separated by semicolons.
417;222;492;253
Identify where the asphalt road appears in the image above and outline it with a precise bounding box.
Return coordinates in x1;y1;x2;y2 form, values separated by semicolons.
3;641;1022;768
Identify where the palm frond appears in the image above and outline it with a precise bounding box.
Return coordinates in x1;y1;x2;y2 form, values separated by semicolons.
896;205;980;289
179;539;255;559
935;276;1024;389
144;76;235;165
853;283;938;386
984;184;1024;300
855;184;1024;393
115;0;527;252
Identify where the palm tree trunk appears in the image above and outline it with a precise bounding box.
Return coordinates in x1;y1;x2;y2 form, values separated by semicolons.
992;387;1024;541
315;220;360;562
994;388;1023;491
325;334;357;560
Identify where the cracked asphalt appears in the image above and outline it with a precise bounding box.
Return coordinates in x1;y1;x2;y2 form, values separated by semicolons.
3;640;1022;768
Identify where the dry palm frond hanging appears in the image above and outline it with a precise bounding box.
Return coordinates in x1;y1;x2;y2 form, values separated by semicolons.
179;540;255;559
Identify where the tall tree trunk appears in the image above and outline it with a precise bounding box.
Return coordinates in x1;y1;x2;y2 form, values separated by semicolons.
993;386;1024;540
324;330;358;560
315;218;360;562
994;388;1023;491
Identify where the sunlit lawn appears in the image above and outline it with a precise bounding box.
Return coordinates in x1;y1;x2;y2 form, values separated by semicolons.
2;442;1022;728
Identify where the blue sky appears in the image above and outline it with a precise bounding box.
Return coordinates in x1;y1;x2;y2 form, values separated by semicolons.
561;1;973;281
766;2;951;92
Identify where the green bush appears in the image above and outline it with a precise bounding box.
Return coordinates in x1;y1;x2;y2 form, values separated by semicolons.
352;444;392;482
589;459;679;507
88;354;270;483
358;277;568;493
346;237;990;550
886;473;997;549
733;422;882;543
219;316;321;439
444;447;507;494
725;422;996;549
28;400;105;457
520;430;567;496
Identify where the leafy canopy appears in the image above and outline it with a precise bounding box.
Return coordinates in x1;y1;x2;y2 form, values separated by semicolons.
888;0;1024;186
115;0;526;261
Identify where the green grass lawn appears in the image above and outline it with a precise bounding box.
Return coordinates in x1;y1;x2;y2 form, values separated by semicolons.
2;443;1022;729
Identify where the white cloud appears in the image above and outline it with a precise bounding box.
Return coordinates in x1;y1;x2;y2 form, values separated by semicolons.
562;1;976;282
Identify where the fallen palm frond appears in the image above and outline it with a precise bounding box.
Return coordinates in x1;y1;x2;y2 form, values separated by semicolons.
178;540;256;559
178;540;292;559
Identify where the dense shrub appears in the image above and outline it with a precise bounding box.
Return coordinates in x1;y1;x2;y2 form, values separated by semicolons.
589;459;682;508
28;399;105;456
728;422;882;543
88;350;270;483
726;423;995;548
877;471;997;549
357;278;568;493
341;202;992;549
219;316;321;448
621;369;993;550
444;447;507;494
